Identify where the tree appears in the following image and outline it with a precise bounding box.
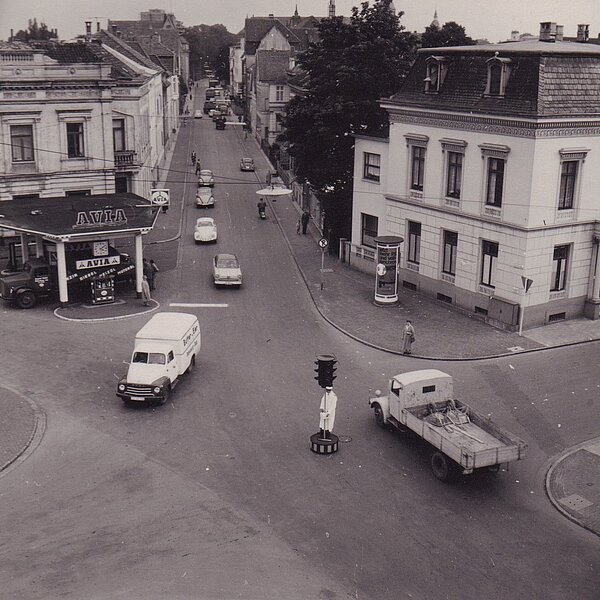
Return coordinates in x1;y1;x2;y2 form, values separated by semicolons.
13;18;57;42
214;45;230;84
420;21;475;48
280;0;417;247
183;24;237;80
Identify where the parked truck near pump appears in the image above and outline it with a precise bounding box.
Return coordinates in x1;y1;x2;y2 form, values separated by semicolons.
0;249;134;309
368;369;527;481
116;312;201;405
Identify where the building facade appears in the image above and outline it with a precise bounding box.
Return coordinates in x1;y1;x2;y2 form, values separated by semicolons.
351;33;600;330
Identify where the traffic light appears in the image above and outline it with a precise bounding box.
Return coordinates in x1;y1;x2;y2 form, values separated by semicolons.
314;354;337;388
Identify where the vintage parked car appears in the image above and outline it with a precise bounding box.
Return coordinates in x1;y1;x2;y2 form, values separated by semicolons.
209;109;222;120
213;253;242;287
215;117;226;130
194;217;217;243
240;157;255;172
196;189;215;208
197;170;215;187
193;110;203;119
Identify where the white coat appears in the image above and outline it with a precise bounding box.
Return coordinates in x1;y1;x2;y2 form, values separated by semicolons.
319;389;338;432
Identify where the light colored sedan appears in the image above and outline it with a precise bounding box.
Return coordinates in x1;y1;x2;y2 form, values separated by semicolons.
198;169;215;187
196;189;215;207
213;253;242;287
193;110;203;119
194;217;217;243
240;157;255;171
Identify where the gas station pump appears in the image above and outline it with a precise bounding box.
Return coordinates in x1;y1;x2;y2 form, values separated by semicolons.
91;277;115;305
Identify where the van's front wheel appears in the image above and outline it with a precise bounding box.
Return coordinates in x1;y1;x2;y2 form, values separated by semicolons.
159;386;170;406
186;355;196;374
372;403;386;428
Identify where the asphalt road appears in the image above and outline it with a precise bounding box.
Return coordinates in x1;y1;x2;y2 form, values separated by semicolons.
1;91;599;599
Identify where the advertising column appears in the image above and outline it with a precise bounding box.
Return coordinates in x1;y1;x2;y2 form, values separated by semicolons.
374;235;403;305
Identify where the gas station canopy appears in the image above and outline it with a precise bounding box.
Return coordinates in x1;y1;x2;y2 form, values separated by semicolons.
0;193;158;241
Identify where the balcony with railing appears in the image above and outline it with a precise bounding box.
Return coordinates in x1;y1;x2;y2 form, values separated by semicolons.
114;150;137;169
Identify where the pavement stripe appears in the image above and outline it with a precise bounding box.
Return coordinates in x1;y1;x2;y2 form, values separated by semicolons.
169;302;228;308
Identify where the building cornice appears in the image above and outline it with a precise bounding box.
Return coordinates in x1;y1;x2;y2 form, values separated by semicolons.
384;106;600;138
384;192;599;233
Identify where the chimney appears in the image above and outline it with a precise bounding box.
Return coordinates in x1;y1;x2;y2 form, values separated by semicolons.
510;30;519;42
577;24;589;42
555;25;564;41
10;28;13;42
85;21;92;41
539;22;557;42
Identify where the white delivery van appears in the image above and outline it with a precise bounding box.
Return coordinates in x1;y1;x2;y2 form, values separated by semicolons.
116;312;201;404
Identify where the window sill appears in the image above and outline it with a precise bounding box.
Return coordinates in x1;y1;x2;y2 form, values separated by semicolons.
478;284;495;296
483;205;502;219
406;262;419;273
409;189;423;200
549;290;566;300
441;272;455;284
362;177;380;184
556;209;574;221
444;197;460;208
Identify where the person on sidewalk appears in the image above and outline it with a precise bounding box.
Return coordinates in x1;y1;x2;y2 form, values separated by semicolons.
143;258;153;283
296;217;302;234
149;259;159;291
402;320;415;355
141;275;152;306
195;160;202;176
301;210;310;234
191;150;197;165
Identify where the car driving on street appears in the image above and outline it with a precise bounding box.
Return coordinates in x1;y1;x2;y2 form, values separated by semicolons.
193;110;203;119
195;189;215;207
213;253;242;287
194;217;217;243
197;169;215;187
240;157;255;171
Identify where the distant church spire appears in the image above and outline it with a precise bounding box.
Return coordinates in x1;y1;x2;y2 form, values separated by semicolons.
431;9;440;28
294;4;299;17
329;0;335;18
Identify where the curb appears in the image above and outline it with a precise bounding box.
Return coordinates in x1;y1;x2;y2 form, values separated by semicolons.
54;300;160;323
544;437;600;538
0;386;46;478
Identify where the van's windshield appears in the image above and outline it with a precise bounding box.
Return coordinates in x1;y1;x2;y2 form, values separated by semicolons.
132;351;166;365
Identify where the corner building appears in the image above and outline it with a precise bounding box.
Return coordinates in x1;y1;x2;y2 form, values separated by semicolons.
352;35;600;330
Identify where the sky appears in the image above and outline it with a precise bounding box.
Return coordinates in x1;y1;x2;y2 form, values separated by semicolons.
0;0;598;44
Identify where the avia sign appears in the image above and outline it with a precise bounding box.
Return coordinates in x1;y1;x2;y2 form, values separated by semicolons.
73;209;128;229
75;255;121;270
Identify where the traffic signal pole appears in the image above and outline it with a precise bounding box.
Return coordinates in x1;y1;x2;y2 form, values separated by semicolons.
310;354;339;454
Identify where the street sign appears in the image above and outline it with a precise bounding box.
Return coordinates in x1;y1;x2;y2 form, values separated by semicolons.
521;276;533;293
318;237;329;250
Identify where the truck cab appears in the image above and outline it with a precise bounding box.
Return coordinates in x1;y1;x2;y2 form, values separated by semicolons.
0;258;56;308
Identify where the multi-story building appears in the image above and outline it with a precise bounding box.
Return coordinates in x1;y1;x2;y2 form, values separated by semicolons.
351;24;600;330
0;36;168;208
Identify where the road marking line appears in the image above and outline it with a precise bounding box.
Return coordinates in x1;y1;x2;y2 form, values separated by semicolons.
169;303;229;308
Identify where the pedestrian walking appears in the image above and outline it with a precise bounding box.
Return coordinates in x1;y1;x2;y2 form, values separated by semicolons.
191;150;197;165
301;210;310;235
195;160;202;175
296;217;302;234
149;259;159;291
402;320;415;355
141;275;152;306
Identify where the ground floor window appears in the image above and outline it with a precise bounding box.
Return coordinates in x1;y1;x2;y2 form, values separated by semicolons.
442;230;458;275
551;245;569;291
361;213;378;248
480;240;498;287
407;221;421;264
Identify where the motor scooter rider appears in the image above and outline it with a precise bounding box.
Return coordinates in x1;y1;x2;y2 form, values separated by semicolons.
257;198;267;217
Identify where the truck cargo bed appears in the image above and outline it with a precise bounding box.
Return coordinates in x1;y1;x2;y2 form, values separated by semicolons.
400;400;527;472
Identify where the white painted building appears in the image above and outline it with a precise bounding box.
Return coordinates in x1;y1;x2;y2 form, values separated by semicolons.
351;33;600;330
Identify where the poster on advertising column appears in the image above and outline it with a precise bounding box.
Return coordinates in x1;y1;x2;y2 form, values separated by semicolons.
374;236;403;305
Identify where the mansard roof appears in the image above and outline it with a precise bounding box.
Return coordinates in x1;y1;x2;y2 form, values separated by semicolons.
387;40;600;118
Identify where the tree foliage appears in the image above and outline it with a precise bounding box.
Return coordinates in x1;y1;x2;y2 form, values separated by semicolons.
214;45;230;84
13;18;57;42
184;24;237;79
280;0;416;243
420;21;475;48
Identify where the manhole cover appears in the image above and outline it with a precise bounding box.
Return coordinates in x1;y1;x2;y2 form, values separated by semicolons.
559;494;593;512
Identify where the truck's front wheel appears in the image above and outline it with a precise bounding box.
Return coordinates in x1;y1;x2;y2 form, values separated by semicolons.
430;451;458;482
158;386;170;406
16;290;37;309
372;403;386;428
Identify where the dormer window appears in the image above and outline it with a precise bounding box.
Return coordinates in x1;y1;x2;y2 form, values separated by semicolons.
485;56;512;97
424;56;447;93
